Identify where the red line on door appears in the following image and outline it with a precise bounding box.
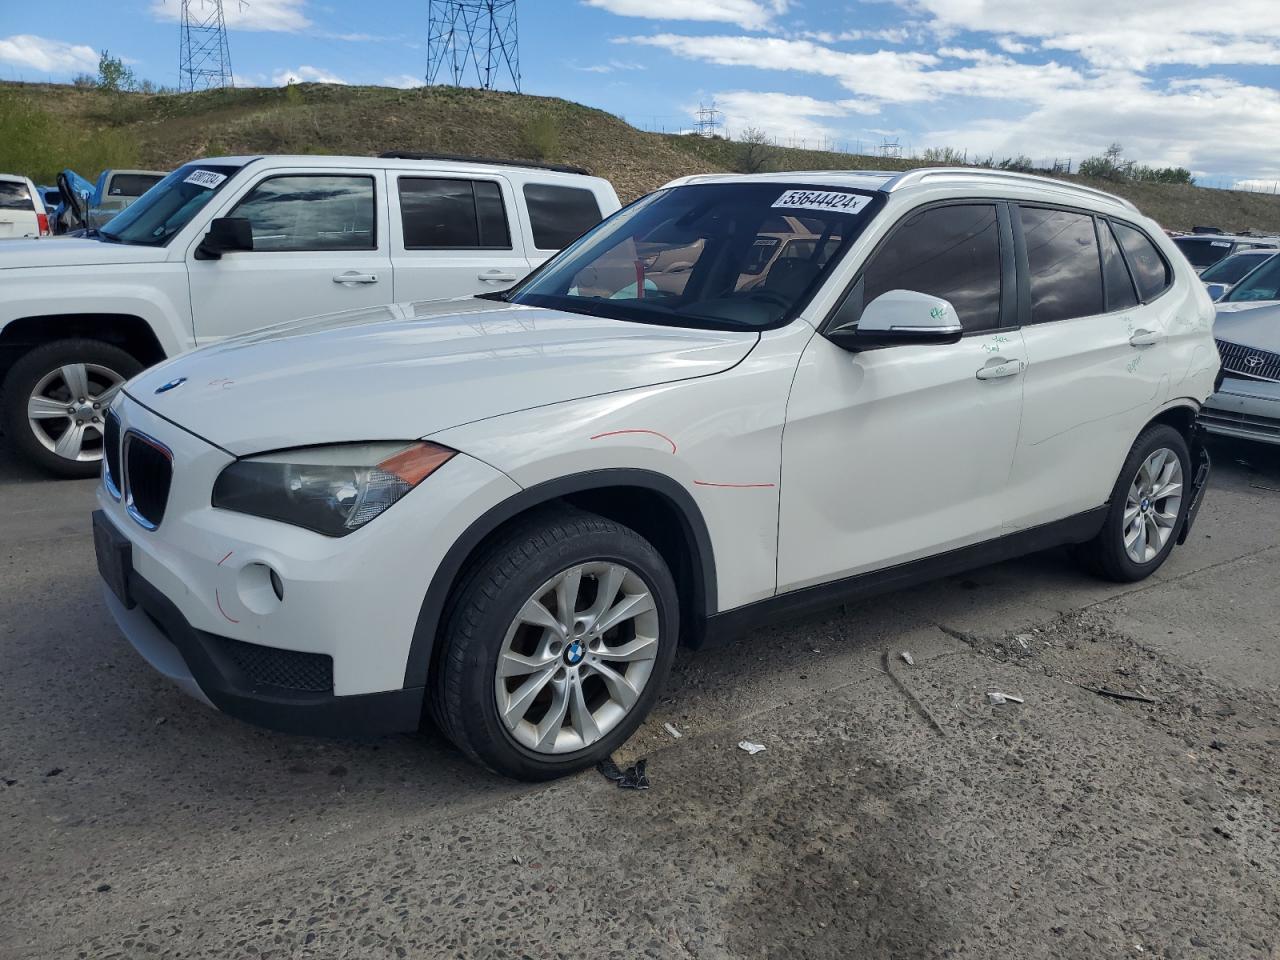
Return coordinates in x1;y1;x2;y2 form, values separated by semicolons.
693;480;776;488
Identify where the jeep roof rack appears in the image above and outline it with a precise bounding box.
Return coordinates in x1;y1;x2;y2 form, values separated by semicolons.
882;167;1138;211
377;152;591;176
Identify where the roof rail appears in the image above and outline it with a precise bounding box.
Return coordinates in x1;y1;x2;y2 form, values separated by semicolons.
882;167;1137;210
377;151;591;176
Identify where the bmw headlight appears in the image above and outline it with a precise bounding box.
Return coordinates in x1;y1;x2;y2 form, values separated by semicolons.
212;442;455;536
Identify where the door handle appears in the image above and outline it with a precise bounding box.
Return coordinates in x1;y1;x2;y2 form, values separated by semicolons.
1129;329;1162;347
478;271;518;282
975;358;1025;380
332;272;379;284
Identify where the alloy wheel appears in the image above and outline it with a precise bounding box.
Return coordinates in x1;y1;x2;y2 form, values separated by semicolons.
494;561;660;755
1122;447;1183;564
26;363;125;463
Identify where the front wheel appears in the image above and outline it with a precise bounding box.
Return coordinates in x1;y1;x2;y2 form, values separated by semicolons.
1074;424;1191;582
1;339;142;479
432;507;679;780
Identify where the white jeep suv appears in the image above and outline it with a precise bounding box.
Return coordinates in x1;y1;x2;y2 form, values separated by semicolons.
0;153;618;477
93;169;1219;780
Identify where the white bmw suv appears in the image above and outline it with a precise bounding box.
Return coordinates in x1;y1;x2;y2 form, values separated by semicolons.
94;168;1219;780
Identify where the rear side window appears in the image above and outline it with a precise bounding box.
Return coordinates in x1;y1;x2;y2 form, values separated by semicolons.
1099;221;1139;311
1116;223;1173;300
108;174;163;197
398;178;511;249
860;203;1003;332
231;175;375;251
0;181;32;210
523;183;603;250
1020;207;1103;323
1172;236;1230;270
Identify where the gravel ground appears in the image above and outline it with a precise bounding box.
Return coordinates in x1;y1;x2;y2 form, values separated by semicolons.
2;437;1278;959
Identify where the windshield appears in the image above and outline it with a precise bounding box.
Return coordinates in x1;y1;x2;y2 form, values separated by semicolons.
1222;254;1280;302
1200;252;1275;285
99;163;241;246
1173;236;1233;268
506;182;880;330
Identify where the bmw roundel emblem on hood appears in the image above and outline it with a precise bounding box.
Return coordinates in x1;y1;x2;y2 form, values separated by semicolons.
155;376;187;394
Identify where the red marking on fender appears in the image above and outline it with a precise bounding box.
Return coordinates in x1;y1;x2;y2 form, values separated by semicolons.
217;550;233;567
215;589;240;624
589;429;678;455
694;480;776;488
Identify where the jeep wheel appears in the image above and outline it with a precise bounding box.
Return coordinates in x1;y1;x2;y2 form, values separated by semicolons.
432;507;679;781
2;340;142;479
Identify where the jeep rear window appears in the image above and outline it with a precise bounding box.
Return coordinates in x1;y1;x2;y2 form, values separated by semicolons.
0;181;32;210
98;163;241;246
523;183;603;250
507;182;880;331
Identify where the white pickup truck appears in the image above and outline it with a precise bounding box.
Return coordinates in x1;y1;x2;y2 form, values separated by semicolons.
0;153;620;476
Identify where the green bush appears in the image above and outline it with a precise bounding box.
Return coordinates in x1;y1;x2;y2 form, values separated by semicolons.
0;90;140;185
519;113;560;160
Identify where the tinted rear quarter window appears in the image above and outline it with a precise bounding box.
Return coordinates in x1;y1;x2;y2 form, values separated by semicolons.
1099;220;1139;311
399;178;511;249
1172;236;1230;269
0;181;32;210
108;174;164;197
523;183;603;250
861;203;1003;332
1020;206;1103;323
1114;223;1172;300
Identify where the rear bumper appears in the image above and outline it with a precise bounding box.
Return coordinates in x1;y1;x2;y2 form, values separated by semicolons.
1201;376;1280;445
101;547;424;738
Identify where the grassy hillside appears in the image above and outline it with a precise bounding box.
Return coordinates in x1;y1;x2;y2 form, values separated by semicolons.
4;80;1279;232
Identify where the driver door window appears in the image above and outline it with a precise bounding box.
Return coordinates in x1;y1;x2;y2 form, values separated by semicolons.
229;175;375;251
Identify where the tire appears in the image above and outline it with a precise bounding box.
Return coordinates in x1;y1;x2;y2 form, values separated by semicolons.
1;339;142;479
432;506;679;781
1074;424;1191;583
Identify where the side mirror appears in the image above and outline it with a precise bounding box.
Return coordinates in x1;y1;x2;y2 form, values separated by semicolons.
826;289;964;350
195;217;253;260
1204;282;1228;301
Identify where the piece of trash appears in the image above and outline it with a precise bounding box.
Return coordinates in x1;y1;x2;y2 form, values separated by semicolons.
1088;687;1158;704
663;722;683;739
1014;634;1032;652
986;691;1025;705
738;740;766;755
900;651;915;666
511;854;523;865
596;757;650;790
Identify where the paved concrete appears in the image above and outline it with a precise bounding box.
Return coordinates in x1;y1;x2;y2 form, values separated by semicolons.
2;437;1278;959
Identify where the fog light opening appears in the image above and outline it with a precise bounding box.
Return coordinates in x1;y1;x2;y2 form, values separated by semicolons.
269;568;284;602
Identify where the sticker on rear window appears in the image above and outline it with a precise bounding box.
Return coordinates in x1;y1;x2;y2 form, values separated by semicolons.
183;170;227;190
771;189;871;215
1210;240;1231;247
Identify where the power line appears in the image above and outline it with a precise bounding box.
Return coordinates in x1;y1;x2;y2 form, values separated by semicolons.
179;0;236;92
426;0;521;92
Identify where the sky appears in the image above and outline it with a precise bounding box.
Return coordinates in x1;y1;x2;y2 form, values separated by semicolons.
2;0;1279;189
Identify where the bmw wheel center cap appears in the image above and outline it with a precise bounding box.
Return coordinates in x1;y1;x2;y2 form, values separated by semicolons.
565;641;585;666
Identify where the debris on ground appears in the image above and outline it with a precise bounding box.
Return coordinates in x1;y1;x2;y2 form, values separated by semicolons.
1088;687;1158;704
738;740;766;755
1013;634;1033;653
596;757;650;790
900;651;915;666
663;722;683;739
511;854;523;865
986;691;1025;705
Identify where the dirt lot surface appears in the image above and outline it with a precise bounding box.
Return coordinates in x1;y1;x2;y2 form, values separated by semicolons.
2;437;1278;959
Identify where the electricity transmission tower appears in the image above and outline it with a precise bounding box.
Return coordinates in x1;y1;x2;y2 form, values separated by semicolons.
695;100;721;137
179;0;236;92
426;0;521;92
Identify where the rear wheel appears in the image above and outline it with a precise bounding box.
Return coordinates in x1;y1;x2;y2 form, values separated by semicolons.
2;339;141;478
432;507;678;780
1074;424;1190;582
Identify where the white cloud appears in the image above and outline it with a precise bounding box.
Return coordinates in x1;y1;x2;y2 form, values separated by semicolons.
710;90;877;144
0;35;99;75
583;0;788;31
573;60;646;73
272;65;346;85
151;0;311;33
1233;179;1280;193
995;37;1031;54
382;74;425;89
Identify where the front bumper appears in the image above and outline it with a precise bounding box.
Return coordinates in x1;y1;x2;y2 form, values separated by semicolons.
1201;376;1280;445
98;513;424;737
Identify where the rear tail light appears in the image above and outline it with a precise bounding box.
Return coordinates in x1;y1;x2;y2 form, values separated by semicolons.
37;213;49;236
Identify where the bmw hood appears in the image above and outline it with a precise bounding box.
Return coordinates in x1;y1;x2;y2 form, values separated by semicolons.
0;237;167;269
126;299;759;456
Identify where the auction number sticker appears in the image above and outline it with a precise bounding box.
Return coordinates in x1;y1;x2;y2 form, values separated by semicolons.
184;170;228;189
772;189;871;214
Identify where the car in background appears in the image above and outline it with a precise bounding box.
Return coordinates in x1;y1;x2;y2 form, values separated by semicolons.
0;175;50;239
1172;234;1277;275
1204;303;1280;444
0;153;620;476
1214;252;1280;315
1200;248;1280;300
91;169;166;221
